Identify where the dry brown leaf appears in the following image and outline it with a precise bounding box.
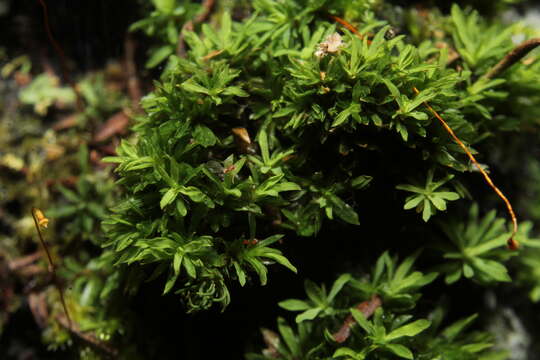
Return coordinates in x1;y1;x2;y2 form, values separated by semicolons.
93;111;130;143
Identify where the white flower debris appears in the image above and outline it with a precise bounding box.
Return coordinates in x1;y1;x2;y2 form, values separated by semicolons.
314;33;344;58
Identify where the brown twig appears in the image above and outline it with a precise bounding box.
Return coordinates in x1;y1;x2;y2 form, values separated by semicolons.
124;34;143;113
17;264;46;277
329;15;363;39
8;252;42;271
37;0;84;113
29;288;117;356
483;38;540;80
31;208;72;329
333;295;382;343
194;0;216;24
331;15;520;250
8;252;46;277
56;314;118;356
177;0;216;57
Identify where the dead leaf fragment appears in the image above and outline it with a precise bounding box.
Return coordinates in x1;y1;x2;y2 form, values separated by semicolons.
202;49;224;61
45;143;65;161
0;153;24;171
232;127;251;144
261;328;280;358
232;127;256;154
93;111;130;143
52;114;78;131
28;292;49;328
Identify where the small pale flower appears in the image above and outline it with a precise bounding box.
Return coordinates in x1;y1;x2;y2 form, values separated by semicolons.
314;33;344;58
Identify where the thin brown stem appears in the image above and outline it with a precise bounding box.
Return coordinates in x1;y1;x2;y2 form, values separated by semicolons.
328;14;371;44
56;314;118;356
37;0;84;113
31;208;72;329
331;14;520;250
483;38;540;80
125;34;142;113
194;0;215;24
412;87;519;249
28;288;116;355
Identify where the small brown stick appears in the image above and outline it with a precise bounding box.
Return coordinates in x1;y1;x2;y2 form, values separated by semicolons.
17;264;46;277
333;295;382;343
8;252;42;271
482;38;540;80
331;14;520;250
56;314;118;356
201;49;224;61
194;0;215;24
31;208;72;329
29;291;117;356
124;34;143;113
177;0;216;57
328;15;365;40
8;252;46;277
37;0;84;113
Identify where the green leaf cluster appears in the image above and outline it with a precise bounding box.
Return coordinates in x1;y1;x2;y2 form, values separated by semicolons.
248;253;502;360
101;0;540;315
439;204;516;284
397;169;460;222
48;145;116;244
5;0;540;357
